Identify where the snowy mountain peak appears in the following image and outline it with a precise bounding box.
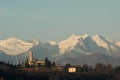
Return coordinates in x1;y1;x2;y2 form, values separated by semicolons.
93;34;114;43
92;35;108;47
58;34;120;56
58;34;81;54
58;34;92;54
93;34;107;40
92;35;119;55
48;41;57;45
0;34;120;58
70;34;81;39
0;37;34;55
32;39;40;45
81;34;89;39
6;37;21;41
0;37;24;45
94;34;102;38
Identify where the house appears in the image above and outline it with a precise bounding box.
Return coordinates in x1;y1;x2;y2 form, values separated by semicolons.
35;60;45;66
68;67;76;73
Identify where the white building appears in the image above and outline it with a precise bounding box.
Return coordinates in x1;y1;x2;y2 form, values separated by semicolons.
28;51;34;65
68;67;76;73
35;60;45;66
28;51;45;66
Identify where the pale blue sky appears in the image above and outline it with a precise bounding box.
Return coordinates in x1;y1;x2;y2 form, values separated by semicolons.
0;0;120;42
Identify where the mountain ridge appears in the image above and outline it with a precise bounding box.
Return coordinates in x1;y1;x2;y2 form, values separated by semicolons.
1;34;120;56
0;34;120;66
0;37;34;55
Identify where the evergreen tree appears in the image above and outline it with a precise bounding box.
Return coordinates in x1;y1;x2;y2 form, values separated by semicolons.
52;61;56;66
45;57;48;67
25;57;29;67
45;57;52;68
94;63;105;72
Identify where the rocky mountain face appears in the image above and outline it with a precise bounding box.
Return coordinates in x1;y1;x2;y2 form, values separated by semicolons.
0;34;120;66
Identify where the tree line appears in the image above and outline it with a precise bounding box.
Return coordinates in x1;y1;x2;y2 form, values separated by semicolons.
0;61;120;80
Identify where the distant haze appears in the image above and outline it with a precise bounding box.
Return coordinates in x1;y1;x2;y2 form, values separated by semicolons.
0;0;120;42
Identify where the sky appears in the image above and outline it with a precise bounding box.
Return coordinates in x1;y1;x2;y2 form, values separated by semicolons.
0;0;120;42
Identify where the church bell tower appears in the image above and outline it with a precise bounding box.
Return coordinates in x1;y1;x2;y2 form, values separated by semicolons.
29;50;33;63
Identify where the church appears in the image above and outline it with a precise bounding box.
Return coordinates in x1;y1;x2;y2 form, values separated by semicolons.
28;51;45;66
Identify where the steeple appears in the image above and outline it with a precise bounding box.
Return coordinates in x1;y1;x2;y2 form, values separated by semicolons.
29;50;33;62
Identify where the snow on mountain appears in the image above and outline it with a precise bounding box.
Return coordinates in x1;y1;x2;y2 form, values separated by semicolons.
92;35;109;48
0;34;120;65
81;34;89;40
115;42;120;47
48;41;57;45
58;34;81;54
58;34;105;55
55;34;120;66
0;37;34;55
92;35;120;55
1;34;119;57
31;39;41;45
78;34;106;54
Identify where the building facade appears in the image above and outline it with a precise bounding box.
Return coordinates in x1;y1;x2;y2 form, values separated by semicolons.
28;51;45;66
68;67;76;73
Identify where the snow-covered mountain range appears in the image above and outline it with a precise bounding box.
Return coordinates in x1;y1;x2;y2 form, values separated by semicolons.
0;37;39;55
59;34;120;56
0;34;120;66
